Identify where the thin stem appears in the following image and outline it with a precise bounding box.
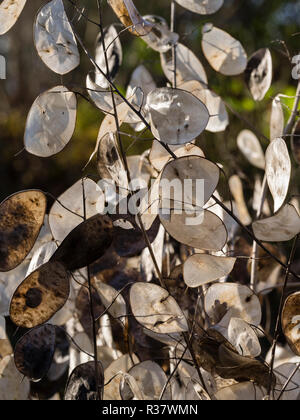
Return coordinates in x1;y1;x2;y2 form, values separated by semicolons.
66;0;101;27
55;326;94;358
82;179;102;401
224;100;269;143
159;344;188;400
170;1;177;89
44;191;84;219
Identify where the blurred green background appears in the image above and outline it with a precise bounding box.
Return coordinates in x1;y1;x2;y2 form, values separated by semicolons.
0;0;299;203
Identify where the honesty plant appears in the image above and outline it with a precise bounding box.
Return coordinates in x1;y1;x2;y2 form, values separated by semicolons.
0;0;300;402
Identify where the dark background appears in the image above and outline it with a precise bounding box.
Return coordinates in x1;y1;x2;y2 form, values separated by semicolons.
0;0;300;203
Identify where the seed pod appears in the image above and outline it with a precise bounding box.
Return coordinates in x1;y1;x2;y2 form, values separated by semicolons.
0;190;46;272
14;325;56;381
265;137;291;213
64;362;104;400
245;48;272;101
108;0;152;36
202;24;247;75
10;261;70;329
0;0;27;35
51;214;114;270
282;291;300;356
175;0;223;15
34;0;80;75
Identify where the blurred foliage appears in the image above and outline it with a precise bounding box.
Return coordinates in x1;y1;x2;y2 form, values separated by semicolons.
0;0;300;202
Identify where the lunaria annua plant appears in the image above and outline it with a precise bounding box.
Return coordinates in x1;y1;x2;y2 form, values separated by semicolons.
0;0;300;402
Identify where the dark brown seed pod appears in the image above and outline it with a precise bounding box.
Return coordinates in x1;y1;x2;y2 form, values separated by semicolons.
193;329;274;389
14;324;56;381
10;261;70;329
113;216;160;258
217;344;273;389
64;361;104;400
51;214;114;271
0;190;47;272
